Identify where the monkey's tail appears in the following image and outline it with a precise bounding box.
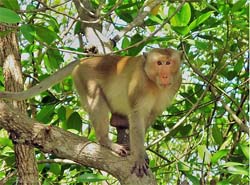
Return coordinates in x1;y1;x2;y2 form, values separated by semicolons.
0;59;80;101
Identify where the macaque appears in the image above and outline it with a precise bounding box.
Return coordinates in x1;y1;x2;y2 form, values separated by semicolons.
0;48;182;177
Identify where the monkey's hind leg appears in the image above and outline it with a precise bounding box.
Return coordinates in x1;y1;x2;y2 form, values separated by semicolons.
87;92;129;157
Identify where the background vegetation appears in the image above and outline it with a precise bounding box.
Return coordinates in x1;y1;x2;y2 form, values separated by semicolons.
0;0;249;184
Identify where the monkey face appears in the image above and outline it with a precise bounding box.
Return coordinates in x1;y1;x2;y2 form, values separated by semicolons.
144;48;182;88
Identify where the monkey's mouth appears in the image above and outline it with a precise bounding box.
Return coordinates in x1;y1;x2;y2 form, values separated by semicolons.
159;83;171;88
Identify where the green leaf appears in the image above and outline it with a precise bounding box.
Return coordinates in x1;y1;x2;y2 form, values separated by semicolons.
1;153;15;166
34;26;58;45
36;105;56;124
186;173;200;185
197;145;211;164
148;15;163;24
179;124;192;136
20;24;35;43
1;0;19;10
57;106;66;122
217;180;230;185
189;11;214;31
45;49;63;71
66;112;82;131
227;166;248;176
171;26;190;35
50;163;61;176
152;121;165;130
76;173;108;183
26;4;36;11
178;162;190;171
169;3;191;27
0;137;13;147
74;21;81;34
122;36;130;49
211;149;229;163
232;0;247;12
212;125;223;145
0;171;5;179
239;144;249;160
223;162;244;167
0;7;21;23
115;11;133;23
234;59;244;73
195;40;209;50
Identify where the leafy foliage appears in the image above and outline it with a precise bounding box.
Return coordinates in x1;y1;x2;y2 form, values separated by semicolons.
0;0;249;184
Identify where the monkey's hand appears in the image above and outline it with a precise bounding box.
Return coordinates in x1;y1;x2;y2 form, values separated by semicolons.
131;158;149;177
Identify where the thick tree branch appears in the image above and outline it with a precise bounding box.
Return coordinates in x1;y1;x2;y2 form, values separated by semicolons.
0;102;156;185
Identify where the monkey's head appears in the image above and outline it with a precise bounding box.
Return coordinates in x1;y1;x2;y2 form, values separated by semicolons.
143;48;182;88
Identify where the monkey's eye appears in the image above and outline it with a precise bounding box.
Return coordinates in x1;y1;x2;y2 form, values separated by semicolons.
157;61;163;65
166;61;171;65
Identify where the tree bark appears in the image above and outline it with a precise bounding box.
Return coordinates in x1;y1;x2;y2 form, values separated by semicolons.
73;0;112;54
0;102;157;185
0;24;39;184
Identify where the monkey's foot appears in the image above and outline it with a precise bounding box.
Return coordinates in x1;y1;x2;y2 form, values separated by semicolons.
131;158;149;177
110;143;130;157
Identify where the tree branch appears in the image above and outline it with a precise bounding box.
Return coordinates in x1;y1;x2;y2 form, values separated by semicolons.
0;102;156;185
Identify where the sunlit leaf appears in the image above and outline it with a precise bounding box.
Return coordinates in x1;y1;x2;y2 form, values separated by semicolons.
211;149;229;163
189;11;214;31
148;15;163;24
178;162;190;171
197;145;211;164
223;162;245;167
0;137;13;147
0;7;21;23
122;37;130;49
227;166;248;176
239;144;249;160
169;3;191;27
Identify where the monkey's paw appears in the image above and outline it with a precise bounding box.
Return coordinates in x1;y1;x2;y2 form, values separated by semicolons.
131;158;149;177
111;143;130;157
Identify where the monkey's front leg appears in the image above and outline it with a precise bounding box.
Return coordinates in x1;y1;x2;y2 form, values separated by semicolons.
129;113;149;177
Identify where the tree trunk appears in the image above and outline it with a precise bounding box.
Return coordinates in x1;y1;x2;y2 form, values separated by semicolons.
0;24;39;184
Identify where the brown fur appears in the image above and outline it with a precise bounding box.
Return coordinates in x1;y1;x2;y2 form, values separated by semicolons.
72;48;182;177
